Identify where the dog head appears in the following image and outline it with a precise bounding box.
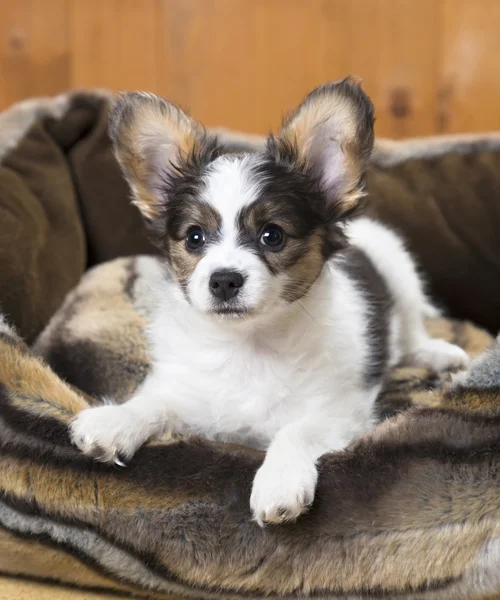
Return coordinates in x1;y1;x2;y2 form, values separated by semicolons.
109;78;374;320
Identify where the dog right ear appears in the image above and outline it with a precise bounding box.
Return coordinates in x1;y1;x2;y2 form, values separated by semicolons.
109;92;209;221
270;77;375;218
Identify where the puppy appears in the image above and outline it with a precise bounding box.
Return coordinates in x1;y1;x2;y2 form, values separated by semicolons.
70;78;468;526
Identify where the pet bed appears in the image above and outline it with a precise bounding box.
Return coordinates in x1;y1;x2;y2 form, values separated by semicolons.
1;91;500;600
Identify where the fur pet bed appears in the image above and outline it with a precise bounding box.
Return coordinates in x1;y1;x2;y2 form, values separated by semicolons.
1;90;500;599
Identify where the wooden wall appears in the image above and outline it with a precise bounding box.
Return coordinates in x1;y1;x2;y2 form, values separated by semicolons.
1;0;499;137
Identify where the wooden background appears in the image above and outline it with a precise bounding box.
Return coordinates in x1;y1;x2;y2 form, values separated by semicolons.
1;0;499;138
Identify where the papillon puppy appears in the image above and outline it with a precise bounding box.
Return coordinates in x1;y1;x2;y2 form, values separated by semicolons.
70;78;468;526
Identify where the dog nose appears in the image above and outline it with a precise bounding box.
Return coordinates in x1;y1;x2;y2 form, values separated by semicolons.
209;270;244;301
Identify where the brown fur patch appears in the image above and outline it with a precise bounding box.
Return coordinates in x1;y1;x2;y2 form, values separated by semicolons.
280;230;325;302
165;242;200;291
164;201;222;290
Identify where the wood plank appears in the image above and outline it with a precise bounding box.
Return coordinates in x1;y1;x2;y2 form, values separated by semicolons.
0;0;33;108
2;0;500;136
252;0;330;133
440;0;500;132
70;0;158;92
157;0;259;131
0;0;70;109
29;0;70;98
156;0;346;134
157;0;441;137
340;0;441;139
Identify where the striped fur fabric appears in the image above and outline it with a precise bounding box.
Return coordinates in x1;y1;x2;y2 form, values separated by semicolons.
1;90;500;598
0;256;499;599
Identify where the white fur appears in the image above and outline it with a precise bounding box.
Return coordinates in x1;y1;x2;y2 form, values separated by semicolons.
71;160;469;527
186;156;282;316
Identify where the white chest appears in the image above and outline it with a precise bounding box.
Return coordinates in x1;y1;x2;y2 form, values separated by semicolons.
146;267;372;448
149;317;336;446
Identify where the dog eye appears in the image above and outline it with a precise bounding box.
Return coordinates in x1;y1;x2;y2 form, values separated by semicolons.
260;224;285;250
185;227;206;251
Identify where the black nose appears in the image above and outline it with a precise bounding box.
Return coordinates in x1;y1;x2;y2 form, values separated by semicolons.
209;270;244;301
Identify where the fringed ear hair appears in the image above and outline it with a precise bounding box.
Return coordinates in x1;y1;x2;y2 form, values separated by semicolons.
269;77;375;217
109;92;218;224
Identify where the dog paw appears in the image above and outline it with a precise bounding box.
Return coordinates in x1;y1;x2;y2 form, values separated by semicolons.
70;405;147;465
409;339;469;372
250;459;317;527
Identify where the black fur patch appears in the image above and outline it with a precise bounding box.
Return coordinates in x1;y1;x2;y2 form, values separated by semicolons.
44;338;150;400
123;258;139;300
335;246;394;387
147;135;223;249
236;158;348;271
0;383;74;447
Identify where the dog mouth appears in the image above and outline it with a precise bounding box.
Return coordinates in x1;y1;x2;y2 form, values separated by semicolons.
210;305;251;318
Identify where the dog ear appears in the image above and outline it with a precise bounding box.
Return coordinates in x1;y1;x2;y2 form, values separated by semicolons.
109;92;211;221
270;77;375;216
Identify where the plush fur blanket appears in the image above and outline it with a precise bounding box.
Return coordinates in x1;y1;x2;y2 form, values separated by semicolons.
2;292;500;600
1;90;500;599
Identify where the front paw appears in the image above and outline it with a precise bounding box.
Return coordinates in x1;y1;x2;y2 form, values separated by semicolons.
70;405;147;465
250;459;318;527
410;339;469;372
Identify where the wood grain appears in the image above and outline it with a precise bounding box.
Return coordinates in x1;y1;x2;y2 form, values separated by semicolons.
0;0;70;107
70;0;158;91
343;0;442;138
1;0;500;137
439;0;500;132
156;0;259;131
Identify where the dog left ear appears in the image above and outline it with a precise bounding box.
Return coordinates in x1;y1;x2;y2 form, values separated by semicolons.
270;77;375;215
109;92;212;222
